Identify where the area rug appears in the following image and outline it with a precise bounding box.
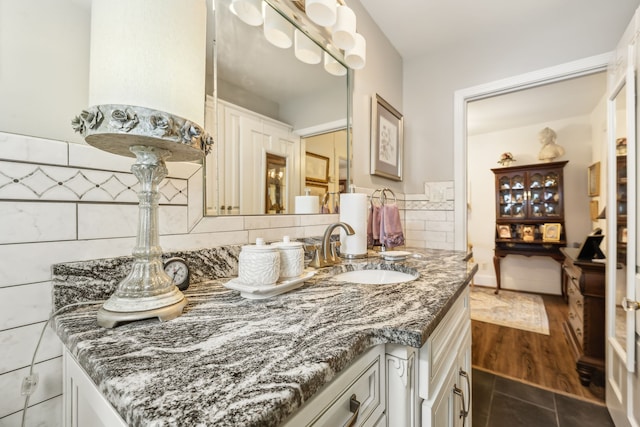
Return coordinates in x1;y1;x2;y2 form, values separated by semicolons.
470;287;550;335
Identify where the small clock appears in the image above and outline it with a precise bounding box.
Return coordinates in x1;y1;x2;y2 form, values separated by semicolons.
163;257;190;291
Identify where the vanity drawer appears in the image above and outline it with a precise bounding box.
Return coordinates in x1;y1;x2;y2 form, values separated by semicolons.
283;345;385;427
418;288;470;400
568;308;584;348
567;284;584;323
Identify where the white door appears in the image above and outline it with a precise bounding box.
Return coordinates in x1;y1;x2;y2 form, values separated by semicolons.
606;15;640;425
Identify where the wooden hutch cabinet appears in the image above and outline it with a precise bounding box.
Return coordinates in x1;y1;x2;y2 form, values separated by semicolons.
491;161;568;293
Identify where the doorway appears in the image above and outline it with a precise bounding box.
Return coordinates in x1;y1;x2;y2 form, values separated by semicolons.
455;54;610;401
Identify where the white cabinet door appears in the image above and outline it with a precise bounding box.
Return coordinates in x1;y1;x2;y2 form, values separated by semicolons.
63;350;127;427
422;325;471;427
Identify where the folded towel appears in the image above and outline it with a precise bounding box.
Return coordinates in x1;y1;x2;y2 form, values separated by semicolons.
367;203;381;247
380;204;405;248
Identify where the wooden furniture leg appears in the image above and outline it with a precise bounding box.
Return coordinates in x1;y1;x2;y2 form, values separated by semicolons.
493;255;501;294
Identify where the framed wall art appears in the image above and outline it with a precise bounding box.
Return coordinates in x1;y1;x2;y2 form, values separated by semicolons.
305;152;330;183
370;94;403;181
588;161;600;197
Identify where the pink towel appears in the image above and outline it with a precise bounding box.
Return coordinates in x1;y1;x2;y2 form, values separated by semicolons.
380;204;405;248
367;203;381;247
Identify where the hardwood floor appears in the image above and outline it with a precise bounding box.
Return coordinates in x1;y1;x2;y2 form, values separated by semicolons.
471;292;605;404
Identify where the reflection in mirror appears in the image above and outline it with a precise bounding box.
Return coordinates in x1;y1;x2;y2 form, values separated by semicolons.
303;129;348;213
205;0;350;216
612;80;627;351
265;153;287;214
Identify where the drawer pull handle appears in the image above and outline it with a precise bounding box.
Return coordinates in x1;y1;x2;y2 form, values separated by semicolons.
344;394;360;427
459;368;471;419
569;312;574;319
453;385;469;425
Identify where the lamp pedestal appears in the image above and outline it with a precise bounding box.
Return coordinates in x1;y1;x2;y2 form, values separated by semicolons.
97;145;186;328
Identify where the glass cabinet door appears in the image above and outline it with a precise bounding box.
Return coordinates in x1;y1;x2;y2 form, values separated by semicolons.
527;169;562;219
497;173;526;219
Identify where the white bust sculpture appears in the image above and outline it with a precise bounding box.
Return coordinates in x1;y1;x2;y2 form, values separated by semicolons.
538;127;565;162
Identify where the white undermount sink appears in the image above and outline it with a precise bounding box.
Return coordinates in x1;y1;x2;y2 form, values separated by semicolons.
331;269;418;285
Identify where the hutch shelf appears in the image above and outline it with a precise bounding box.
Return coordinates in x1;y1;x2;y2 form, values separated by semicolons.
492;161;568;294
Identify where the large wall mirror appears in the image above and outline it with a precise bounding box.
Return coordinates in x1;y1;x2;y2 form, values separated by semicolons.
205;0;352;216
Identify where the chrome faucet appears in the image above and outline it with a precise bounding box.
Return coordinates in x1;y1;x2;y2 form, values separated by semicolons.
308;222;355;268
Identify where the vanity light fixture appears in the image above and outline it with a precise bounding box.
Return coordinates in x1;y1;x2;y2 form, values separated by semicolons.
72;0;212;328
263;3;293;49
331;4;356;50
230;0;264;26
324;51;347;76
344;32;366;69
229;0;366;71
294;29;322;64
305;0;337;27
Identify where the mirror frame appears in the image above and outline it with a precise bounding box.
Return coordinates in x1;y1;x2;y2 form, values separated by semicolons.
204;0;353;217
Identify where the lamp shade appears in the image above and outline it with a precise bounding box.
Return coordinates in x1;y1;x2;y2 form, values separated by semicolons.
230;0;263;26
294;29;321;64
324;52;346;76
264;4;293;49
89;0;206;126
305;0;337;27
332;5;356;50
344;32;366;69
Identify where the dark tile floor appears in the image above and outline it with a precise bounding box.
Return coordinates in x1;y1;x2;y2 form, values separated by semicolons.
472;369;615;427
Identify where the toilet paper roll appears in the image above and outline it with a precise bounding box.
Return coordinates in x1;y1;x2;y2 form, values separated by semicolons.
295;195;320;214
339;193;368;256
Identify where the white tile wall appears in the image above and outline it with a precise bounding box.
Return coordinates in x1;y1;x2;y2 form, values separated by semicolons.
0;396;62;427
403;181;456;250
0;358;62;417
0;133;455;423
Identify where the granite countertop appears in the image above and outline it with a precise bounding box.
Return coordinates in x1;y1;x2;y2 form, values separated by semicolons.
53;248;476;427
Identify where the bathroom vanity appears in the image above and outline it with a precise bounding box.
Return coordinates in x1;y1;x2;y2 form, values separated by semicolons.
53;248;476;426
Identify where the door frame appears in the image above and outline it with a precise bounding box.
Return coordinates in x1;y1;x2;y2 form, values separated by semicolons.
452;52;612;251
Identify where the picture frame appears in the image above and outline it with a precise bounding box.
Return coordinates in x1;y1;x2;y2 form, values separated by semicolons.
370;94;404;181
305;181;328;198
588;162;600;197
542;223;562;242
496;224;511;239
522;225;535;241
590;200;599;222
305;152;330;183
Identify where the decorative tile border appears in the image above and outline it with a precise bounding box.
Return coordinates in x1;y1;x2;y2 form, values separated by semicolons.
0;161;188;205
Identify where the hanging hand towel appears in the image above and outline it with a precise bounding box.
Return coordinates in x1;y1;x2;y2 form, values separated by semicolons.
380;204;405;248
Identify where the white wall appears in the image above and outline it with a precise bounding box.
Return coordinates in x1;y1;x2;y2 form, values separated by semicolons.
468;116;595;293
401;0;640;193
347;0;404;194
0;1;404;424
